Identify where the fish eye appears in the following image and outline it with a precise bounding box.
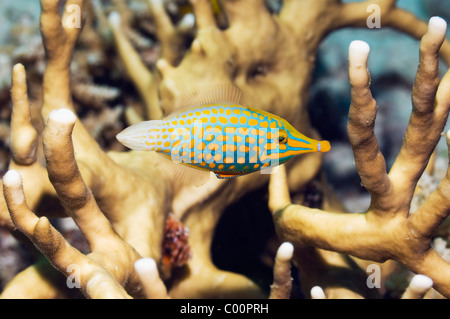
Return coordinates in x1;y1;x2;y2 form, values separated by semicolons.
278;130;288;144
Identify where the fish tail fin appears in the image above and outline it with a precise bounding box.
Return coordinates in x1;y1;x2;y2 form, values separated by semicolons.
116;120;163;151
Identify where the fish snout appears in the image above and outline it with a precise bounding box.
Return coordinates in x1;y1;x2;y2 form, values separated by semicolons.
317;140;331;153
116;122;149;151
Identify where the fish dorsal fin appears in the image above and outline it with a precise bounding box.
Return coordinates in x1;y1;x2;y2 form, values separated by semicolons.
155;153;212;187
164;84;242;118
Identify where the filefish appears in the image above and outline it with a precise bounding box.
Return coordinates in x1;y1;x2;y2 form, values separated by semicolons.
116;86;330;186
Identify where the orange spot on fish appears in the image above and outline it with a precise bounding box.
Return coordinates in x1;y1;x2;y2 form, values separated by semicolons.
217;135;229;142
239;127;249;135
225;127;236;134
219;117;228;124
233;135;243;143
197;142;206;151
225;157;234;164
223;144;237;152
239;145;250;152
248;119;258;126
246;136;256;144
208;143;220;151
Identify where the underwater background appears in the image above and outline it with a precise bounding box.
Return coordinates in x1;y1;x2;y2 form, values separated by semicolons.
0;0;449;298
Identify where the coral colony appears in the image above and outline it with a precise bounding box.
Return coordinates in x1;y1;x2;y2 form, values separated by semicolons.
0;0;449;300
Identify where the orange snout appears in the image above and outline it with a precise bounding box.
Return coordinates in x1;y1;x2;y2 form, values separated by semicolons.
318;140;331;152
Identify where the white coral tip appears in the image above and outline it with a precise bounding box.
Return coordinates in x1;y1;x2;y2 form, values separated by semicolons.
179;13;195;29
3;170;22;188
428;16;447;35
409;274;433;293
349;40;370;64
108;11;121;28
276;242;294;261
134;258;158;277
48;108;77;125
310;286;326;299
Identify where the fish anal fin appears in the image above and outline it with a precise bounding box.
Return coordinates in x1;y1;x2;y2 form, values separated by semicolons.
214;172;244;179
164;84;242;117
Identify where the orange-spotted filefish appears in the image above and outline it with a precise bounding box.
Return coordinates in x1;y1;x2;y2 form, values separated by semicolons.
116;85;330;186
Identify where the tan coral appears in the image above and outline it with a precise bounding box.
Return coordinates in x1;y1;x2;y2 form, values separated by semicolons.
269;18;450;298
1;0;450;299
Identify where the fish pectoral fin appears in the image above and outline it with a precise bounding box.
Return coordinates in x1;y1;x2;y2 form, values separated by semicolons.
155;153;212;187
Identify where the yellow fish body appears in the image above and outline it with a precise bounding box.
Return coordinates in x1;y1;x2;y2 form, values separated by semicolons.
117;86;330;186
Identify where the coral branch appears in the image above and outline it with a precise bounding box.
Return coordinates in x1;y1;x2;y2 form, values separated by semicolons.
134;258;169;299
148;0;185;65
402;274;433;299
0;64;57;229
409;130;450;239
389;17;449;204
10;64;37;165
269;18;450;298
190;0;217;30
310;286;327;299
347;41;392;210
40;0;84;116
108;11;162;120
269;242;293;299
3;150;144;298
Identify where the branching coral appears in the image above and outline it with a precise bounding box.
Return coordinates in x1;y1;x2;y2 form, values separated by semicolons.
269;18;450;297
0;0;449;299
